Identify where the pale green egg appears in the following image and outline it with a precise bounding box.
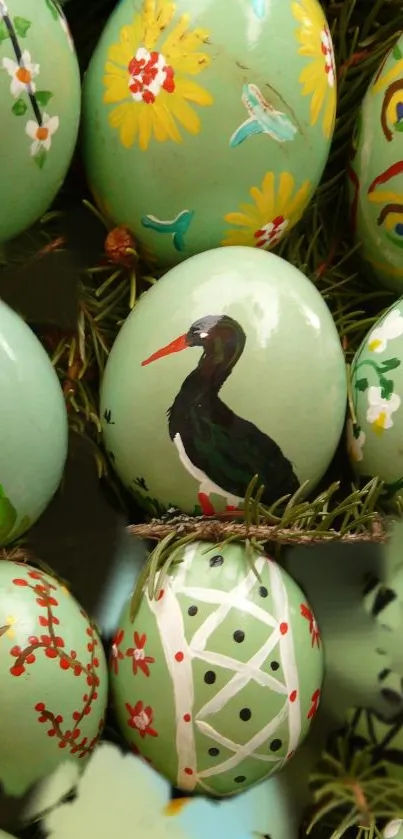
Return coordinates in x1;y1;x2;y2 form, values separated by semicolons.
348;33;403;292
0;299;68;545
81;0;336;268
0;0;80;242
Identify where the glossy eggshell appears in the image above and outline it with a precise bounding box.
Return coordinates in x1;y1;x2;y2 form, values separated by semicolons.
0;561;108;797
348;34;403;292
109;541;324;796
0;0;80;243
100;247;347;517
81;0;336;268
347;298;403;504
0;300;68;545
384;822;403;839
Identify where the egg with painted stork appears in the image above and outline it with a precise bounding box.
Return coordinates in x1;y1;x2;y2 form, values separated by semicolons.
100;247;347;517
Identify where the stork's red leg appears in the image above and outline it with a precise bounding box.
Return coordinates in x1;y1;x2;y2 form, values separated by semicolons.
198;492;215;516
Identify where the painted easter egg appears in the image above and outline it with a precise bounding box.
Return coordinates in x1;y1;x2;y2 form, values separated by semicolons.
0;560;108;797
100;247;347;517
81;0;336;268
0;300;68;545
347;298;403;504
348;34;403;292
43;741;300;839
0;0;80;243
109;541;324;796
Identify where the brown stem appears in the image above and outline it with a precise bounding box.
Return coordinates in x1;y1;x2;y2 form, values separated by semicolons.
127;518;387;545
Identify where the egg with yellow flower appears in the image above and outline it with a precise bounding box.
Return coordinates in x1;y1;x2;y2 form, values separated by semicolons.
347;298;403;504
82;0;337;268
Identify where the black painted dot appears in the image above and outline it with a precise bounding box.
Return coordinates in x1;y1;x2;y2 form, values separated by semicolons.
233;629;245;643
234;775;246;784
209;747;220;757
259;586;268;598
209;554;224;567
270;661;280;672
188;605;198;617
270;739;282;752
204;670;216;685
240;707;251;721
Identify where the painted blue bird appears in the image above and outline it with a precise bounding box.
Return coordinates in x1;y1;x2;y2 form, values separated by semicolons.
230;83;298;148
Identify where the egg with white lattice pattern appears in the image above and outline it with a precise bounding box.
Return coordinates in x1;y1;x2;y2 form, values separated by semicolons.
110;540;324;796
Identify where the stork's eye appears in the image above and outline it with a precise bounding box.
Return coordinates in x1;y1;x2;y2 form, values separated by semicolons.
200;332;208;338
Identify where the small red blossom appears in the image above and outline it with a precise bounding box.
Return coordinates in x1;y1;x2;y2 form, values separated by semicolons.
12;578;28;587
125;700;158;738
36;596;58;608
45;648;58;659
300;603;321;648
110;628;125;675
126;632;155;677
10;664;25;677
27;569;43;580
10;645;22;657
307;689;321;720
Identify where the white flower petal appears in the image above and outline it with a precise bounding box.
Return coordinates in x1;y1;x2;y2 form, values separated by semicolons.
367;385;382;406
43;137;52;151
30;139;40;156
2;56;17;75
25;119;38;139
10;77;22;96
384;819;403;839
47;115;60;135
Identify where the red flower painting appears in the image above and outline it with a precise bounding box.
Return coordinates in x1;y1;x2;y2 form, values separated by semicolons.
110;628;125;675
125;700;158;738
126;632;155;677
300;603;321;648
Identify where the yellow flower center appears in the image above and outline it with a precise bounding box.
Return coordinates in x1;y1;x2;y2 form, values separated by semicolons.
368;338;382;352
372;411;387;434
128;47;175;105
255;215;289;247
321;26;336;88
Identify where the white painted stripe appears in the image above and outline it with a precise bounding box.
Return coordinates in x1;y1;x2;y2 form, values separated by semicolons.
196;627;285;720
177;584;277;629
191;646;285;692
147;578;197;790
194;724;280;763
196;702;289;778
268;561;301;757
187;556;267;653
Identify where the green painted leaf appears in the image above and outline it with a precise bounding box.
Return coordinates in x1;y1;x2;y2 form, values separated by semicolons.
393;44;403;61
34;149;47;169
0;20;9;41
13;16;31;37
45;0;59;20
395;121;403;132
380;357;401;372
380;376;394;400
11;97;28;116
355;377;368;392
35;90;53;107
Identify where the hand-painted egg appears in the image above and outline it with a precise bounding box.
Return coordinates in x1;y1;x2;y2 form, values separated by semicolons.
0;300;68;545
0;560;108;797
100;247;347;517
347;298;403;504
109;541;324;796
347;34;403;292
0;0;80;243
44;741;300;839
81;0;336;268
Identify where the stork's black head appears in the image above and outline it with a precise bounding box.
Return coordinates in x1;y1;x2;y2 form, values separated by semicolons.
141;315;246;367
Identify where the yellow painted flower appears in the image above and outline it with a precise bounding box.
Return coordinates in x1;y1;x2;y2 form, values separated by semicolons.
292;0;336;139
4;615;17;639
221;171;311;249
103;0;213;151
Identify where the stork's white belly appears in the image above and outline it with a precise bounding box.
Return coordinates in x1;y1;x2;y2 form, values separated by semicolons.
173;433;243;507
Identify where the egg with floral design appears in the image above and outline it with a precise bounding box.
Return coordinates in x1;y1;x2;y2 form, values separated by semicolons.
110;540;324;796
347;299;403;503
0;0;80;243
348;33;403;292
0;560;108;797
81;0;336;268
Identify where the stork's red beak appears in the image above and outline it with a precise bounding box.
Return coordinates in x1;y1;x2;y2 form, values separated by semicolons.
141;333;189;366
